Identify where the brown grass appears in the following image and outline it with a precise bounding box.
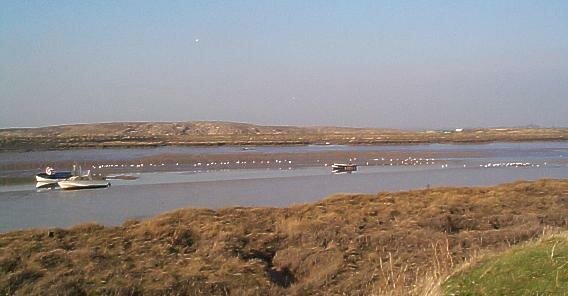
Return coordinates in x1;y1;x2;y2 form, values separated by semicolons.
1;179;568;295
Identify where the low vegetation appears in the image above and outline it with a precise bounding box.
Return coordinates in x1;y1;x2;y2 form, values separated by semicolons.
444;232;568;295
1;179;568;295
0;121;566;150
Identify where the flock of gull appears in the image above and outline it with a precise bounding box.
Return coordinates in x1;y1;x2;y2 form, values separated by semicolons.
479;162;546;168
89;157;550;172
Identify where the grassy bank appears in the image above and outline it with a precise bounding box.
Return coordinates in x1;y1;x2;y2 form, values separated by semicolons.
1;179;568;295
444;232;568;295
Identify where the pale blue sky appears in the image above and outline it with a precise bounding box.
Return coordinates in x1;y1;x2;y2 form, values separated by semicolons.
1;1;567;129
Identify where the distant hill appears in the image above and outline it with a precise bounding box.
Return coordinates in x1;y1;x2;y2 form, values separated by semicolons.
0;121;401;138
0;121;566;151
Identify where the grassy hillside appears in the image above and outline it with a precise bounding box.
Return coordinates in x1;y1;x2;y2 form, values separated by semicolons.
1;179;568;295
444;233;568;295
1;121;566;150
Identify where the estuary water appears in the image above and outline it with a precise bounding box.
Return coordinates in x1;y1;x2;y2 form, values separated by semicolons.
1;141;567;232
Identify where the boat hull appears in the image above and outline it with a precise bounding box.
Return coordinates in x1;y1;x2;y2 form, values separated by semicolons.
331;163;357;172
36;176;67;183
58;180;110;190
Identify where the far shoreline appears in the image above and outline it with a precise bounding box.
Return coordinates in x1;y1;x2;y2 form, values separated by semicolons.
1;121;567;152
2;134;567;153
0;139;554;151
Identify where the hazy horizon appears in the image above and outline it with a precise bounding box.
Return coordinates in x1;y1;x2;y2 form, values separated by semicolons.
2;1;567;129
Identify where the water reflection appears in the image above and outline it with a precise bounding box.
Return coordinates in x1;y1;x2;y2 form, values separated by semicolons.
35;182;59;192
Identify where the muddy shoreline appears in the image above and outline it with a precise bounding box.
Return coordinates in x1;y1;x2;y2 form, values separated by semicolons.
1;149;484;184
3;139;568;185
2;136;567;153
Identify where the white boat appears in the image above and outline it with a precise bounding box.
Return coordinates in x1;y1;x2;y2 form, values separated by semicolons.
35;167;73;183
57;171;110;190
58;177;111;190
36;174;71;183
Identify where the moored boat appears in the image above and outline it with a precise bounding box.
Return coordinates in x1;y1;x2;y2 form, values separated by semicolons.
58;177;110;190
35;167;73;183
331;163;357;172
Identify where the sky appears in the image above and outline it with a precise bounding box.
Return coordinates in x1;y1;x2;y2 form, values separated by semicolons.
1;1;567;129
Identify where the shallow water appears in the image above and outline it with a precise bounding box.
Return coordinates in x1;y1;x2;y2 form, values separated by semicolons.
0;142;567;232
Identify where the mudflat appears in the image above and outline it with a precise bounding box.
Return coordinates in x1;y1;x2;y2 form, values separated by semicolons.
1;179;567;295
1;121;566;151
0;149;483;181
